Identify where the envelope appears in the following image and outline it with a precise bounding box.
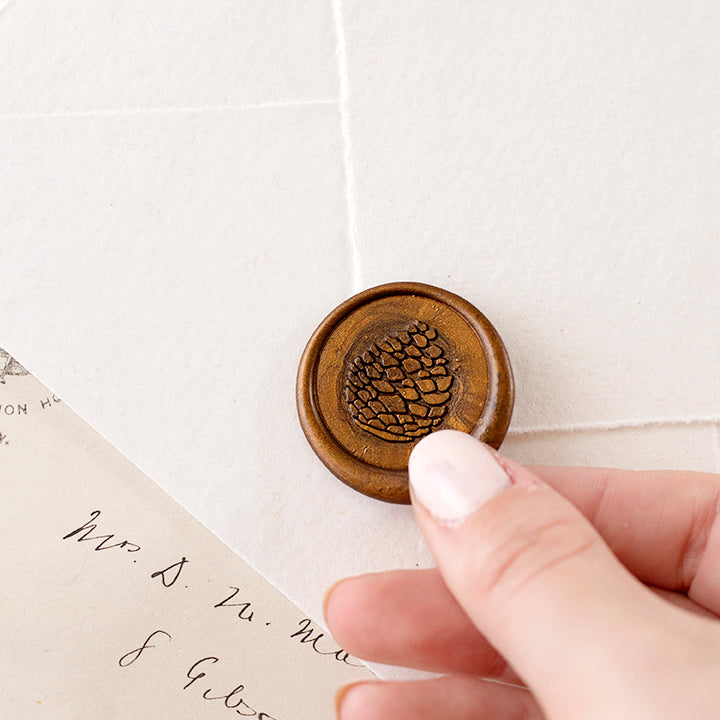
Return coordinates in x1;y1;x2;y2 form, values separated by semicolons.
0;354;372;717
1;0;719;688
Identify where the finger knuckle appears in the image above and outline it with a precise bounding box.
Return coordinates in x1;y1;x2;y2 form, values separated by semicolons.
478;515;597;606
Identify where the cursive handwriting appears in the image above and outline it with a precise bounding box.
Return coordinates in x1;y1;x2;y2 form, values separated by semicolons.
62;510;141;552
184;656;278;719
151;557;188;588
118;630;172;667
63;509;358;717
290;619;363;667
214;587;255;621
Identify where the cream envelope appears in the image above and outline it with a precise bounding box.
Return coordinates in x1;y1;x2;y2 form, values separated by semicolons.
0;357;372;717
1;0;720;686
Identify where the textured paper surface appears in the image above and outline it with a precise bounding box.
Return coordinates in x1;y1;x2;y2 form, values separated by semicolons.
0;356;372;718
2;0;720;683
0;0;336;112
344;0;720;431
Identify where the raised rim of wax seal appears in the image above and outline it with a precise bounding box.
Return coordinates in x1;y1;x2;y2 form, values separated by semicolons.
296;282;514;504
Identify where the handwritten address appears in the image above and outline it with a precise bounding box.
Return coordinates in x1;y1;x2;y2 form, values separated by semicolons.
62;509;362;718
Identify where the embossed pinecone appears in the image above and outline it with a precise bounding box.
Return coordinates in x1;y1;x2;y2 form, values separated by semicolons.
344;322;453;442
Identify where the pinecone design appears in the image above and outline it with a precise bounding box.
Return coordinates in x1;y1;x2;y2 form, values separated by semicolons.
344;322;453;442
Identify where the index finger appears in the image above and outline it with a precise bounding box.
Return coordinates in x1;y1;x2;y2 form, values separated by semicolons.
532;466;720;613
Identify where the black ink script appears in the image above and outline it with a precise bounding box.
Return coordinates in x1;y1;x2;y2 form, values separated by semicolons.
151;556;189;587
118;630;172;667
214;587;255;621
290;619;363;667
62;510;141;553
184;656;278;719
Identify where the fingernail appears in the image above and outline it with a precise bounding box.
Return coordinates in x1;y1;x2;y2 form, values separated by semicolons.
408;429;510;527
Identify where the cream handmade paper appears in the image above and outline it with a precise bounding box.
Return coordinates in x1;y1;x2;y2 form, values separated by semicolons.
1;0;719;677
0;355;372;718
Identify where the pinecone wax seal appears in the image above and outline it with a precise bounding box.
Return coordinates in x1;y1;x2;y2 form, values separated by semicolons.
344;323;453;442
297;282;514;504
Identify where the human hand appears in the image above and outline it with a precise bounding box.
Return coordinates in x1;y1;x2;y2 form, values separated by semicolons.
325;429;720;719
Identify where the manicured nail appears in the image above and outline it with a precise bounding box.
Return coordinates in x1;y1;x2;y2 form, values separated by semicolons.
408;429;510;527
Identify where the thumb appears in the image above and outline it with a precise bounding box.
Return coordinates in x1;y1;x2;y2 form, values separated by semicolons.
408;430;676;711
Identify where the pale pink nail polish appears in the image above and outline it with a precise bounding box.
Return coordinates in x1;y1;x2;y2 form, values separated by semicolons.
409;429;510;527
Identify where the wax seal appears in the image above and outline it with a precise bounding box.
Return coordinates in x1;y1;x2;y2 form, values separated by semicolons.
296;282;514;503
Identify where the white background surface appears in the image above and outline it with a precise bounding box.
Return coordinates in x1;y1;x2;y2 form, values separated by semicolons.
2;0;720;678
